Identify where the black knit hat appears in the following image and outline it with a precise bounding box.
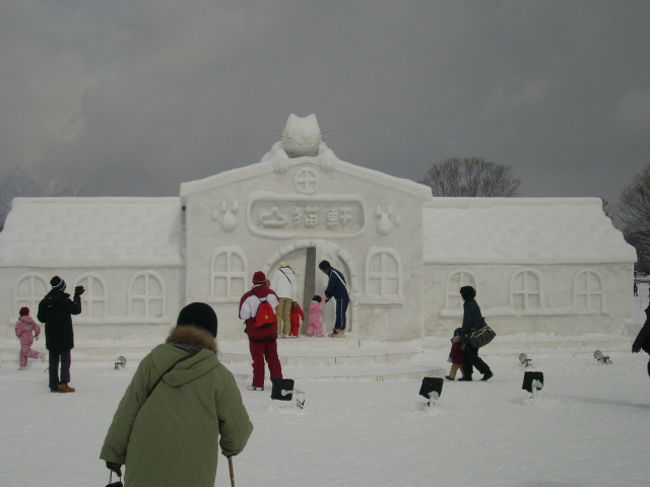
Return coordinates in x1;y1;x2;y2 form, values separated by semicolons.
50;276;66;291
176;302;218;337
459;286;476;301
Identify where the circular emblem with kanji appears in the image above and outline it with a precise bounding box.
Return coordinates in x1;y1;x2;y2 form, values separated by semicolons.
294;167;320;194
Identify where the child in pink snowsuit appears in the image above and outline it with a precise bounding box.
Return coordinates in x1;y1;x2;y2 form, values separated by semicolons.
15;307;43;368
306;295;324;337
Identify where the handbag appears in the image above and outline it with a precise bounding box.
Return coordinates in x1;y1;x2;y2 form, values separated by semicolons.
469;323;496;348
105;471;123;487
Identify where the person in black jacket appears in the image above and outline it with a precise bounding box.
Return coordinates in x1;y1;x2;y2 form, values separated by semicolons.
37;276;83;392
319;260;350;338
631;286;650;378
457;286;493;381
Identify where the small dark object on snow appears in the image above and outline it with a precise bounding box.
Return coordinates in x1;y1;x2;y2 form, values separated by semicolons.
419;377;443;405
271;378;294;401
296;394;306;409
114;356;127;370
519;353;532;367
593;350;612;364
522;371;544;394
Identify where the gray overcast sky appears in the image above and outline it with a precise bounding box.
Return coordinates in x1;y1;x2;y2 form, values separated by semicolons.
1;0;648;204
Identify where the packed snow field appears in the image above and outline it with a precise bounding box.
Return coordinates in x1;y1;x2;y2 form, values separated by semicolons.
2;350;649;486
1;288;648;487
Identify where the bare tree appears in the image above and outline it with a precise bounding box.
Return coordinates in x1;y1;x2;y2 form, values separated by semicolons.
421;157;521;197
619;163;650;272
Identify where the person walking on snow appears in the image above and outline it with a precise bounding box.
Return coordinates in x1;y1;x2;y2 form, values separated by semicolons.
100;302;253;487
318;260;350;338
458;286;493;381
271;263;297;337
632;286;650;378
239;271;284;390
37;276;83;392
15;307;45;369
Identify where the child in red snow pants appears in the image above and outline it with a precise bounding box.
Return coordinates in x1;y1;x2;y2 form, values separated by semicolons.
249;338;283;388
289;301;304;337
446;327;465;380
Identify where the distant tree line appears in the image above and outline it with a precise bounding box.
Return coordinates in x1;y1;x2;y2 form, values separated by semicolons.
421;157;520;197
618;164;650;273
421;157;649;273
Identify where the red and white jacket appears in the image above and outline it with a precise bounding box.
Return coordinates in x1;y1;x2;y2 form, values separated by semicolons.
239;284;279;340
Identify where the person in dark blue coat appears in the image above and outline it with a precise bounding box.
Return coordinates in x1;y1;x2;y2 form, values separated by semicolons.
319;260;349;338
458;286;493;381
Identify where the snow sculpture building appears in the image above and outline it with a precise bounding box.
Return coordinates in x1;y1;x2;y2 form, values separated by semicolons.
0;115;637;343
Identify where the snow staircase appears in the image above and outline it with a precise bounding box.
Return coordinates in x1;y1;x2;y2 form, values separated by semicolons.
1;329;633;381
222;337;442;382
0;332;440;381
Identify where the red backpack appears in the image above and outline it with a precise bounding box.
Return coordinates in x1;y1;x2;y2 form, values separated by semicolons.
254;296;276;328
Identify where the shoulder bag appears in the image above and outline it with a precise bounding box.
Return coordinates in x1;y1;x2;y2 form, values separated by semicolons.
469;323;496;348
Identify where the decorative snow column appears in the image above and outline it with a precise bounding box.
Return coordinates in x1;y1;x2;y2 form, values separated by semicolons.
180;114;432;342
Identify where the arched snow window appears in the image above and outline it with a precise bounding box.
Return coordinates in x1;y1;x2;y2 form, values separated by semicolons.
365;248;401;301
210;247;247;301
128;272;165;318
574;270;603;312
511;269;542;310
74;274;107;318
15;273;48;313
446;271;477;310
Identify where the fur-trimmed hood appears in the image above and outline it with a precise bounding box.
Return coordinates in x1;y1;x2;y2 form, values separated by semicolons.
165;325;217;353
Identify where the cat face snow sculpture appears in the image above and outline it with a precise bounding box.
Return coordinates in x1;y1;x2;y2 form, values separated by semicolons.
281;113;321;158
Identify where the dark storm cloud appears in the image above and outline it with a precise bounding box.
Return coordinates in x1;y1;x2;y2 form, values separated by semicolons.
0;0;648;202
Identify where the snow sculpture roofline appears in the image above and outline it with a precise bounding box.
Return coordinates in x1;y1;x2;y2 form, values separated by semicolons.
180;154;431;200
0;197;184;267
423;197;636;265
425;197;607;208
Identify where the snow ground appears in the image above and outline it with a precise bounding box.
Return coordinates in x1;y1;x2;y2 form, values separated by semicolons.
1;285;648;487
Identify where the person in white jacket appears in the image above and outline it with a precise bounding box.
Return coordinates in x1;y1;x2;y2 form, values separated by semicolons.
271;264;297;337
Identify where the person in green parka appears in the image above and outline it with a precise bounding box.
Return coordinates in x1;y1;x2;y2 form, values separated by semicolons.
100;302;253;486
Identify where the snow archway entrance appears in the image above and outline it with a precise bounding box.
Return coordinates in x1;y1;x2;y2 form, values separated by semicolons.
262;239;358;333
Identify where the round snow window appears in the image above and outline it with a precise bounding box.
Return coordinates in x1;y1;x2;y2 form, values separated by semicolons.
294;167;320;194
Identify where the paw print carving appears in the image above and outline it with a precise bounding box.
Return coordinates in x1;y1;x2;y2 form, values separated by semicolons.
375;205;401;235
212;201;239;232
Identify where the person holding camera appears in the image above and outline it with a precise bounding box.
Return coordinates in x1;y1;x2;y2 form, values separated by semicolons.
37;276;83;393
